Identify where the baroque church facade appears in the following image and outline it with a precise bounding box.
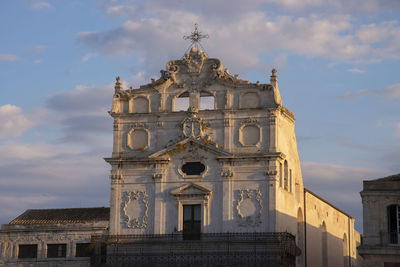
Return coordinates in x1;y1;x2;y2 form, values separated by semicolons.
1;31;361;267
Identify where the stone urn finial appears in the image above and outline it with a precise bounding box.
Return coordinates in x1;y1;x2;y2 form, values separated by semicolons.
270;69;277;88
115;76;122;92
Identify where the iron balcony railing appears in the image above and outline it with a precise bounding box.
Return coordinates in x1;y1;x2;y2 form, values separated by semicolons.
90;232;300;267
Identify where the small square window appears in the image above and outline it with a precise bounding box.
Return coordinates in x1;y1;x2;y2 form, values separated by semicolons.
47;244;66;258
18;244;37;258
76;243;92;257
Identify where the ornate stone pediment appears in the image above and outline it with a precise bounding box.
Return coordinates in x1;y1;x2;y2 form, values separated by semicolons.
148;138;232;159
170;183;212;198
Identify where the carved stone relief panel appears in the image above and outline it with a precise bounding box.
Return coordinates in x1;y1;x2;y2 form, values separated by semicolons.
239;119;261;147
122;191;149;229
180;110;209;139
239;92;260;108
184;48;206;74
127;128;150;151
235;189;262;227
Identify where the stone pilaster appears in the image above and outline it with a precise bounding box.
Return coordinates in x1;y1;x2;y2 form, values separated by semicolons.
269;111;277;152
153;164;167;234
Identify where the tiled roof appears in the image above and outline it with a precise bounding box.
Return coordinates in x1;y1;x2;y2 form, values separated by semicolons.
9;207;109;225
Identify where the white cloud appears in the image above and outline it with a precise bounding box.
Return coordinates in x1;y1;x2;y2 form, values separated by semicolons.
302;161;391;231
264;0;400;13
33;59;42;64
31;1;51;9
0;142;72;161
0;142;110;224
81;53;98;62
302;161;389;182
347;68;365;73
46;84;113;115
341;83;400;99
0;105;44;139
129;72;148;88
45;84;114;144
77;5;400;75
0;54;19;61
25;45;48;53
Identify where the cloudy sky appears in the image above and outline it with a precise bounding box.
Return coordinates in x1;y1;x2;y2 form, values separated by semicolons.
1;0;400;232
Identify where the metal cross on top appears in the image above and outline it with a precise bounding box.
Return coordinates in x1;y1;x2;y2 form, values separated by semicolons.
183;23;209;52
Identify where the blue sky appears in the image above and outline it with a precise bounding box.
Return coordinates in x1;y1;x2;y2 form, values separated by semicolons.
1;0;400;232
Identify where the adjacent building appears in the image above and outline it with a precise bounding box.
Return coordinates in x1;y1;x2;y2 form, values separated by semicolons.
0;208;108;266
358;174;400;267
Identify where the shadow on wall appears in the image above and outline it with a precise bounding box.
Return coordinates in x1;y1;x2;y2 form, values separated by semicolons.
277;210;361;267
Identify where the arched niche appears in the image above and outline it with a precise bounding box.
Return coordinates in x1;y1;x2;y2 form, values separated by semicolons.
131;96;149;113
284;160;288;190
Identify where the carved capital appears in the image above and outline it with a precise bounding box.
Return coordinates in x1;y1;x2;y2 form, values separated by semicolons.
152;173;163;180
110;174;123;181
224;119;230;127
220;168;234;179
269;115;277;126
266;169;277;177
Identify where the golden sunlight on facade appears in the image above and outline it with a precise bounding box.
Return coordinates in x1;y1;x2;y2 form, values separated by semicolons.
1;31;362;266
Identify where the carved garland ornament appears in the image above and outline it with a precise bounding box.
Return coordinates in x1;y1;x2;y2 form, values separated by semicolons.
122;191;149;229
235;189;263;227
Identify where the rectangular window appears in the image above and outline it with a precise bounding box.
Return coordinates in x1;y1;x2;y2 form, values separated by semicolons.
183;204;201;240
76;243;92;257
387;205;400;244
18;244;37;258
47;244;66;258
